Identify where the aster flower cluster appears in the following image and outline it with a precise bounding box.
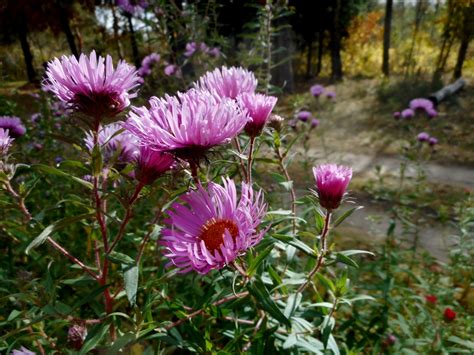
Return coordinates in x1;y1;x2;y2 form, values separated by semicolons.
394;98;437;120
116;0;148;15
417;132;438;146
184;41;220;58
310;84;336;100
138;53;160;78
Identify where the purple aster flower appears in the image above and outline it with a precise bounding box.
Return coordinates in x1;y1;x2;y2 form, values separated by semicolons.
164;64;179;77
428;137;438;146
326;91;336;99
313;164;352;211
0;128;14;155
195;66;257;100
116;0;148;15
409;98;434;112
43;51;141;124
401;108;415;119
126;89;247;161
310;84;324;97
161;177;267;274
238;93;277;137
0;116;26;138
417;132;430;142
11;347;35;355
427;108;438;118
296;111;312;122
208;47;221;58
85;122;139;164
311;118;320;128
184;42;198;57
135;146;174;185
393;111;401;120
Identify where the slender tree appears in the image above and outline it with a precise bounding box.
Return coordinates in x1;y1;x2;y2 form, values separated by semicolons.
382;0;393;76
453;2;473;79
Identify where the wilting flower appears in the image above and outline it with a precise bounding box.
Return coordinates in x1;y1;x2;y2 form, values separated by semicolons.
428;137;438;146
401;108;415;119
161;178;267;274
0;128;14;155
135;146;174;185
85;122;138;164
417;132;430;142
195;66;257;99
164;64;179;77
444;307;456;322
238;93;277;137
326;91;336;100
267;114;284;132
43;51;141;123
313;164;352;211
310;84;324;97
11;347;35;355
425;294;437;305
116;0;148;15
393;111;401;119
296;111;312;122
0;116;26;138
409;98;434;112
126;89;247;161
67;324;87;350
311;118;320;128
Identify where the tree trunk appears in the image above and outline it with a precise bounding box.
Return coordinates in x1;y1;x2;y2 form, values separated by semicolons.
316;29;324;76
382;0;393;76
330;0;343;81
59;6;78;57
112;5;124;59
306;40;313;78
428;78;465;105
17;21;36;82
453;37;470;79
126;13;141;68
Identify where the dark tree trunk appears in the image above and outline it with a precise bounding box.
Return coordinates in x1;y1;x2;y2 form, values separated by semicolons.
59;7;78;57
329;0;343;81
382;0;393;76
306;40;313;78
316;29;324;76
453;38;470;79
17;21;36;82
126;13;141;68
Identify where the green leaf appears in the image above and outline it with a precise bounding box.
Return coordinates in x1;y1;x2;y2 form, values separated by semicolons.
333;206;364;227
247;245;273;277
91;143;103;177
247;278;291;328
123;264;139;306
272;234;317;258
26;213;94;254
447;336;474;349
72;284;110;310
107;251;135;265
315;273;336;293
32;164;93;189
284;292;302;318
335;253;359;268
80;323;111;354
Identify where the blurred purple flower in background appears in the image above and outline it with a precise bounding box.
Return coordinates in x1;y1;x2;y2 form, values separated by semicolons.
208;47;221;58
310;84;324;97
116;0;148;15
417;132;430;142
184;42;198;57
427;108;438;118
393;111;401;119
428;137;438;146
164;64;179;77
30;113;41;123
311;118;320;128
0;116;26;138
409;98;434;112
401;108;415;119
138;53;160;77
326;91;336;100
296;111;312;122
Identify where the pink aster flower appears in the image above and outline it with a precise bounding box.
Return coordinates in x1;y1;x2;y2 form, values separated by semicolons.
296;111;312;122
417;132;430;142
161;178;267;274
310;84;324;97
238;93;277;137
0;128;14;155
313;164;352;211
0;116;26;138
125;89;247;161
43;51;141;124
195;66;257;99
135;146;175;185
401;108;415;119
409;98;434;112
85;122;138;164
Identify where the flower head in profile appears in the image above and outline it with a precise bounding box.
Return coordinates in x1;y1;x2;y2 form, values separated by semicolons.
85;122;138;164
135;146;175;185
43;51;141;124
195;66;257;99
161;178;267;274
116;0;148;15
238;93;277;137
409;98;434;112
310;84;324;97
401;108;415;119
417;132;430;142
125;89;247;162
0;128;14;155
0;116;26;138
313;164;352;211
297;111;312;122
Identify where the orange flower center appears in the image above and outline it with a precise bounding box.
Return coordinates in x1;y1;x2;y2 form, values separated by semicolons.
199;219;239;253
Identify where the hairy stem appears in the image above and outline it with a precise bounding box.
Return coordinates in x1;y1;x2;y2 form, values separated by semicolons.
275;146;297;235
